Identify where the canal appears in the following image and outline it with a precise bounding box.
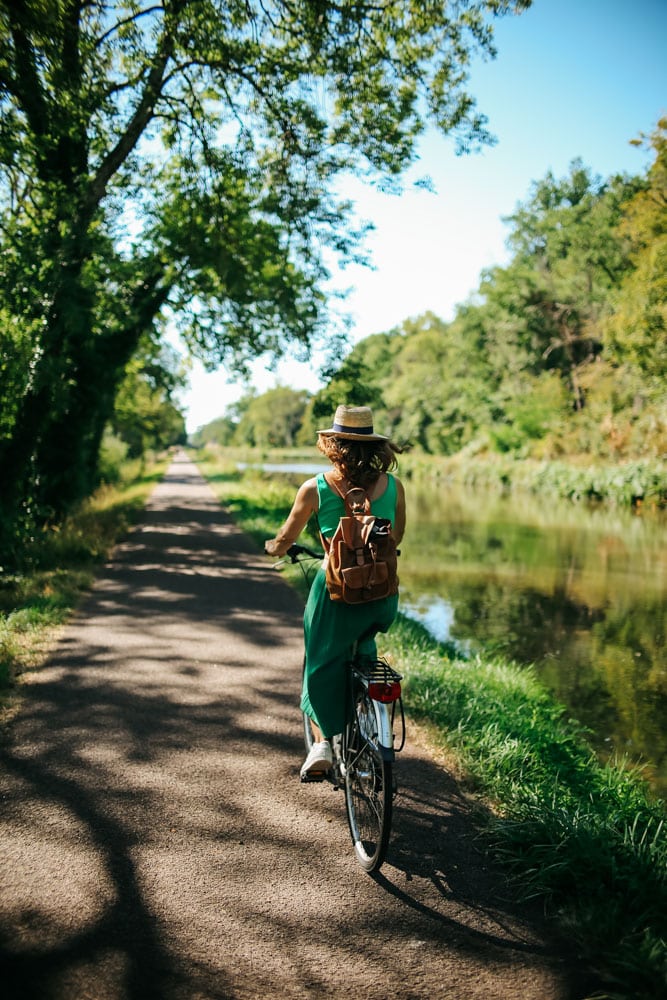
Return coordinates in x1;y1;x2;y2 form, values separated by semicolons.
399;482;667;795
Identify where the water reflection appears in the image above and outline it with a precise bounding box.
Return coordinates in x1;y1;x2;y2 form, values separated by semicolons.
399;485;667;796
237;461;329;475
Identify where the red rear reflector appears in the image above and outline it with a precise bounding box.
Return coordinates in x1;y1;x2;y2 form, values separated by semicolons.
368;681;401;703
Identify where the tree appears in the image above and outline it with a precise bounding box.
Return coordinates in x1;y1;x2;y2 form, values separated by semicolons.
110;335;187;457
315;155;660;459
234;386;309;448
604;119;667;382
487;162;638;412
311;350;385;424
190;415;237;449
0;0;532;563
382;311;496;451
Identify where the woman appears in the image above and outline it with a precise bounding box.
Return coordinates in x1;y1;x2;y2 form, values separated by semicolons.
265;404;406;779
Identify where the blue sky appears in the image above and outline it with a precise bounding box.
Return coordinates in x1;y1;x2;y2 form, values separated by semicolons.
182;0;667;433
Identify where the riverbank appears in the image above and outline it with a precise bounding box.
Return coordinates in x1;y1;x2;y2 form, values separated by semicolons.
386;617;667;1000
406;452;667;509
194;442;667;509
195;449;667;1000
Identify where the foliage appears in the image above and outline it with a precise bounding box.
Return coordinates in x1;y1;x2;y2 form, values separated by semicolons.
402;452;667;507
309;128;666;463
0;0;531;568
191;386;315;448
97;429;130;484
603;118;667;383
109;335;187;461
196;127;666;468
233;386;311;448
190;415;238;449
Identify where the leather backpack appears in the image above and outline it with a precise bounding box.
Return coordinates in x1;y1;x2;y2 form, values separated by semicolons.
322;480;399;604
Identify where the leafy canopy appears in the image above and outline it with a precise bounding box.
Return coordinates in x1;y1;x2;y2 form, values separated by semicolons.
0;0;532;560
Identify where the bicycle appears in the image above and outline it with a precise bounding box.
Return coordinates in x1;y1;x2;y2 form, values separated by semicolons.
275;542;405;873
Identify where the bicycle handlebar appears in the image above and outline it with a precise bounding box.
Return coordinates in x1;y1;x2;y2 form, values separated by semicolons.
285;543;322;562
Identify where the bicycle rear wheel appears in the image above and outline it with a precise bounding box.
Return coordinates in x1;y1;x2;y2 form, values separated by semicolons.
344;687;393;872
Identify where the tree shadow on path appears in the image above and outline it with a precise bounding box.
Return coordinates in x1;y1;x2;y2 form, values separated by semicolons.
0;455;589;1000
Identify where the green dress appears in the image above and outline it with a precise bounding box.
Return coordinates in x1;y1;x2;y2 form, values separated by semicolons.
301;472;399;739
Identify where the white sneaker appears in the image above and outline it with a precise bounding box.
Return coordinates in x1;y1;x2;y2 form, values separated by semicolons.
300;740;333;779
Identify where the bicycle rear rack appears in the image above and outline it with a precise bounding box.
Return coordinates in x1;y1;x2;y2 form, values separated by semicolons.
354;657;406;753
355;656;402;685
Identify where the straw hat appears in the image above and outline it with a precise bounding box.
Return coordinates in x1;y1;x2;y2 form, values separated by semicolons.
317;405;388;442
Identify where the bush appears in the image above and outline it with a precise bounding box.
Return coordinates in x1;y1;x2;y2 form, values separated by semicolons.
97;429;129;484
402;453;667;508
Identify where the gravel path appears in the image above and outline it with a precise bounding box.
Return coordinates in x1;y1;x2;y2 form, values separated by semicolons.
0;453;585;999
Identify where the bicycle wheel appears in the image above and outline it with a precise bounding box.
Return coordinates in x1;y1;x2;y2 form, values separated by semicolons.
344;687;393;872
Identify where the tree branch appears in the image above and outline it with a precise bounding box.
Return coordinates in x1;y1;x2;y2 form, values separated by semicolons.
85;35;173;213
94;4;165;50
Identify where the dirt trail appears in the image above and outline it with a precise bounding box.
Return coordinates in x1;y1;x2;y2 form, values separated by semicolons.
0;453;584;999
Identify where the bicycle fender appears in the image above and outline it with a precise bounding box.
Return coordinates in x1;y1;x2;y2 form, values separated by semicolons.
372;699;395;759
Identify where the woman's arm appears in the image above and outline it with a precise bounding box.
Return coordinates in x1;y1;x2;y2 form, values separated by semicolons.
393;477;406;545
264;478;319;557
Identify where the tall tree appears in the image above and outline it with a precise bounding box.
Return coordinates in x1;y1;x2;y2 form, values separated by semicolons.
486;162;638;412
604;119;667;383
234;386;310;448
0;0;531;563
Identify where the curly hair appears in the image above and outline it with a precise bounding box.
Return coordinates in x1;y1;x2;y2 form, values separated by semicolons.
317;435;403;490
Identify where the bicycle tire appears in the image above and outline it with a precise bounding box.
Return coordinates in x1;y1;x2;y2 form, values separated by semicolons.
344;686;393;872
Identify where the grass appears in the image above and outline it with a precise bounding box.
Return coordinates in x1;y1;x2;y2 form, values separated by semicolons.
384;615;667;1000
194;442;667;508
193;446;667;1000
0;458;168;694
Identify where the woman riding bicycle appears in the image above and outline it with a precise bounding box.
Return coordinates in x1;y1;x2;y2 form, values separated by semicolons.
264;404;406;779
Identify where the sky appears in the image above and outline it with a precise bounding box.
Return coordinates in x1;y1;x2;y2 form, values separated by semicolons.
180;0;667;434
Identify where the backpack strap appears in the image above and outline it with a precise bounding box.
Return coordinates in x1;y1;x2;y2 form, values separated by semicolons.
325;474;371;516
315;512;329;554
320;474;372;555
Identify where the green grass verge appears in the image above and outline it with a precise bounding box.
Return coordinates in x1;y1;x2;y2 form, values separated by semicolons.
384;615;667;1000
0;458;168;693
194;446;667;1000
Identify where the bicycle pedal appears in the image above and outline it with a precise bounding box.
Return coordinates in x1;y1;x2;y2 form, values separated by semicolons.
300;770;328;783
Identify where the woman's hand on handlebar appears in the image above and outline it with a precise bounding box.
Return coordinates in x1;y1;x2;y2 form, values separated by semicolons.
266;540;321;564
285;543;321;561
